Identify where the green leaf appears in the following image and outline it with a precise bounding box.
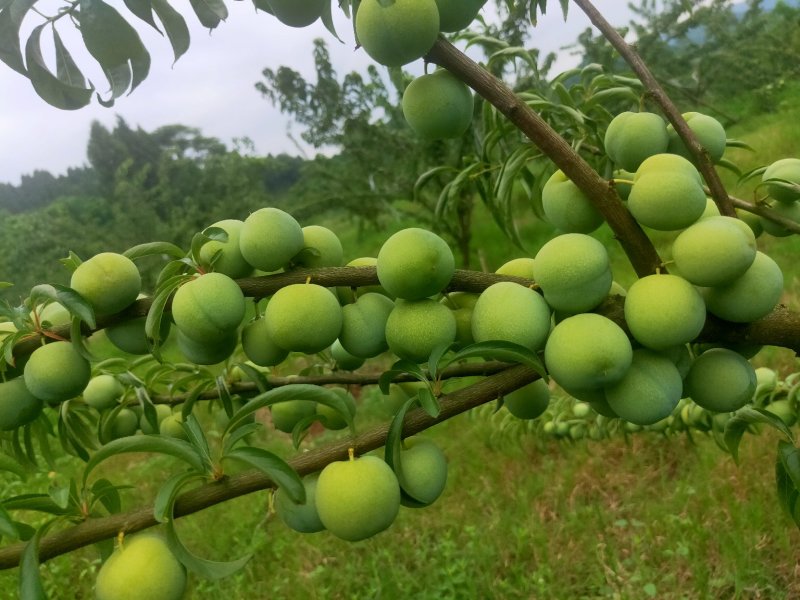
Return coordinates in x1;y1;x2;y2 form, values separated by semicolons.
223;384;345;436
123;0;159;31
320;0;341;42
83;436;209;489
715;158;742;178
776;441;800;528
0;452;27;479
384;396;428;506
223;446;304;503
152;0;190;63
146;274;193;360
0;0;36;75
154;471;206;523
165;518;251;579
378;360;428;396
79;0;151;99
25;24;93;110
52;28;86;88
19;521;54;600
232;362;270;394
90;478;124;514
51;283;96;329
221;422;261;454
0;506;19;539
181;413;212;466
725;139;755;152
189;0;228;29
417;386;440;418
123;241;186;261
427;342;453;381
3;494;71;516
778;440;800;491
440;340;547;380
724;407;794;464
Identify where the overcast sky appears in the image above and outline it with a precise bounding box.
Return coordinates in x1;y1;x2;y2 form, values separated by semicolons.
0;1;635;185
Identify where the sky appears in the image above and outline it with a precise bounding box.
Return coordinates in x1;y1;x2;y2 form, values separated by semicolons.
0;1;636;185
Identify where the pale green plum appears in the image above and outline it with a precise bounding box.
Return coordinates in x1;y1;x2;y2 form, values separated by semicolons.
159;414;188;440
624;274;706;350
274;473;325;534
70;252;141;317
760;200;800;237
471;282;551;351
355;0;440;67
495;258;535;279
604;349;683;425
399;437;448;507
628;157;707;230
95;533;186;600
377;228;455;300
339;292;394;358
267;0;326;27
294;225;344;268
37;302;70;328
264;283;343;354
544;313;632;392
736;209;763;238
765;400;796;427
106;316;170;355
385;298;456;363
684;348;756;413
103;408;139;441
533;234;612;313
667;112;727;164
198;219;253;279
330;340;365;371
0;378;43;431
503;379;550;420
316;387;357;430
336;257;386;304
83;374;125;411
239;207;304;272
271;400;317;433
176;329;238;365
604;111;669;172
24;341;91;404
762;157;800;203
171;273;245;343
315;454;401;541
701;251;783;323
402;70;473;140
671;216;756;286
139;404;173;435
434;0;486;31
241;317;289;367
541;169;604;233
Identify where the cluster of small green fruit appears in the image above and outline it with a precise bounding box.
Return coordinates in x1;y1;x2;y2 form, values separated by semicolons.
493;366;797;443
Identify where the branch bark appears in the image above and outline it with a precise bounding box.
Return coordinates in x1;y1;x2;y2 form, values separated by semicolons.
424;37;663;278
0;363;538;570
572;0;736;218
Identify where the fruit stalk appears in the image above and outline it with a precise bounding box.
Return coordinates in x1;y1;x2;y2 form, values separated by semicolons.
424;37;663;278
0;363;539;570
572;0;736;218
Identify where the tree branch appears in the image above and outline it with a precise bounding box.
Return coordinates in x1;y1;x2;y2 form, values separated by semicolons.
572;0;736;218
424;37;664;278
728;196;800;236
0;364;538;570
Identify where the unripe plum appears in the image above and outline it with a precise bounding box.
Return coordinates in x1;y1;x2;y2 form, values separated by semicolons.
316;454;401;541
434;0;486;32
275;473;325;533
83;374;125;411
502;379;550;420
471;282;551;351
70;252;141;317
266;0;326;27
541;170;604;233
241;318;289;367
402;70;473;140
294;225;344;268
339;292;395;358
377;228;455;300
355;0;440;67
399;437;448;507
762;158;800;203
684;348;756;413
667;112;727;164
198;219;253;279
0;378;43;430
239;207;304;272
171;273;245;343
264;283;343;354
604;111;669;172
24;341;91;404
385;298;456;363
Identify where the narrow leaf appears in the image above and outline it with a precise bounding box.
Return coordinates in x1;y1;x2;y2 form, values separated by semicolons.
152;0;190;63
25;24;93;110
440;340;547;380
52;28;86;87
224;446;304;503
0;0;36;75
165;518;251;579
189;0;228;29
123;241;186;261
153;471;205;523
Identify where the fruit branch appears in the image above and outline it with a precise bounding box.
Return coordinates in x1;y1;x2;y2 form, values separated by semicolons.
0;364;539;570
572;0;736;218
728;196;800;235
150;361;515;405
424;37;663;278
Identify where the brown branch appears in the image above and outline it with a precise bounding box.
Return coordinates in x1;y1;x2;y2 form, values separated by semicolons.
150;360;516;405
424;37;663;278
0;364;538;570
572;0;736;218
728;196;800;236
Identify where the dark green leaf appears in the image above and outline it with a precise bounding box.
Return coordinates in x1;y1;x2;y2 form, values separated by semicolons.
223;384;344;436
724;407;794;463
51;283;96;328
123;0;158;30
725;139;755;152
83;436;209;488
165;518;251;579
427;342;453;381
154;471;206;523
123;241;186;261
152;0;190;63
378;360;428;395
25;24;93;110
181;413;212;465
221;422;262;453
417;386;440;418
778;440;800;491
440;340;547;380
223;447;304;503
384;396;428;506
320;0;341;42
776;441;800;528
52;28;86;87
91;478;123;514
0;0;36;75
19;521;54;600
232;362;270;394
2;494;71;516
189;0;228;29
0;506;19;539
0;452;27;479
79;0;151;98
